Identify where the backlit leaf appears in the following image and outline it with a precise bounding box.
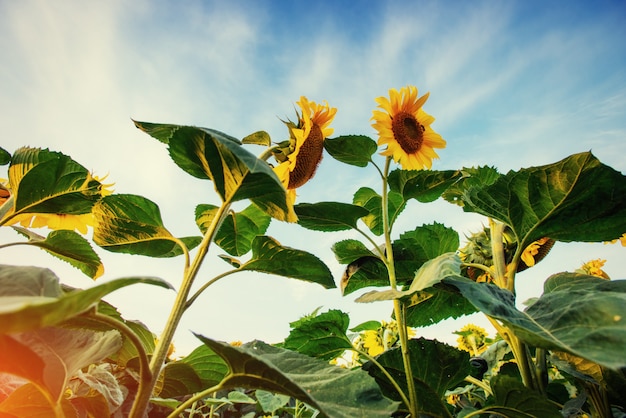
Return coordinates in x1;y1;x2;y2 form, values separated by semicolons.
1;147;102;225
93;194;200;257
134;121;293;221
242;130;271;146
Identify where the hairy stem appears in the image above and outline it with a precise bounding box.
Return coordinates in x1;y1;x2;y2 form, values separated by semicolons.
130;201;232;417
380;157;418;417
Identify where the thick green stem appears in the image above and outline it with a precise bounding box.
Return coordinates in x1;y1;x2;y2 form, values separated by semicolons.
487;219;538;390
488;219;508;290
129;201;232;418
380;157;418;417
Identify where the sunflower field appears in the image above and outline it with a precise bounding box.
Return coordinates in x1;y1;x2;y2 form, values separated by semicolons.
1;86;625;417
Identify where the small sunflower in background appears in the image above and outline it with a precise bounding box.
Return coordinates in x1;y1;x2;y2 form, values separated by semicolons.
454;323;492;357
606;232;626;246
372;85;446;170
578;259;611;280
272;96;337;206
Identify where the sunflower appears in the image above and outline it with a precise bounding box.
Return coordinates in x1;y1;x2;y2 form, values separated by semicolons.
273;97;336;205
455;323;491;356
372;86;446;170
578;259;610;280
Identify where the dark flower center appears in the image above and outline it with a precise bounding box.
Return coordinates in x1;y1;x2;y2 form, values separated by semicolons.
288;124;324;189
391;112;424;153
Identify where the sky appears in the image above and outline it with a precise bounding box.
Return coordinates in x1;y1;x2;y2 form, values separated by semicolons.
1;0;625;356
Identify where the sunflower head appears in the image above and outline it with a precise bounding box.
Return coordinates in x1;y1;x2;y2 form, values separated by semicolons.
372;86;446;170
273;97;336;199
455;323;491;356
578;259;610;280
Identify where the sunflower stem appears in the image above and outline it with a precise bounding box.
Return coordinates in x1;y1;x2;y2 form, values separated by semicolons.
381;157;419;417
488;219;508;289
486;219;537;391
129;200;232;418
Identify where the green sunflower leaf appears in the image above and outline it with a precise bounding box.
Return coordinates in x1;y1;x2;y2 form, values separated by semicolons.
458;152;626;249
93;194;201;257
134;121;294;221
0;264;172;334
157;362;203;399
332;239;381;265
332;239;388;295
324;135;378;167
0;146;10;165
12;227;103;279
444;275;626;369
403;285;478;327
353;187;405;236
393;222;460;280
388;169;462;203
240;236;335;289
441;165;501;207
282;309;353;361
194;336;400;418
242;130;271;146
196;203;271;256
480;374;562;417
337;223;460;297
355;253;463;303
294;202;370;232
364;338;471;417
1;147;102;225
179;344;230;388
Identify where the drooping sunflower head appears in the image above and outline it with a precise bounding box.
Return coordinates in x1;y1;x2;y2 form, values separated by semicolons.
273;97;336;201
372;86;446;170
455;323;491;356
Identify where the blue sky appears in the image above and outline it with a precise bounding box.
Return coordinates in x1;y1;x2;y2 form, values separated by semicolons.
1;0;625;355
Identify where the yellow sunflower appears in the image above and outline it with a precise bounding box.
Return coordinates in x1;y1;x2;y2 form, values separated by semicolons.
579;259;610;280
372;86;446;170
273;96;336;206
455;323;490;356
